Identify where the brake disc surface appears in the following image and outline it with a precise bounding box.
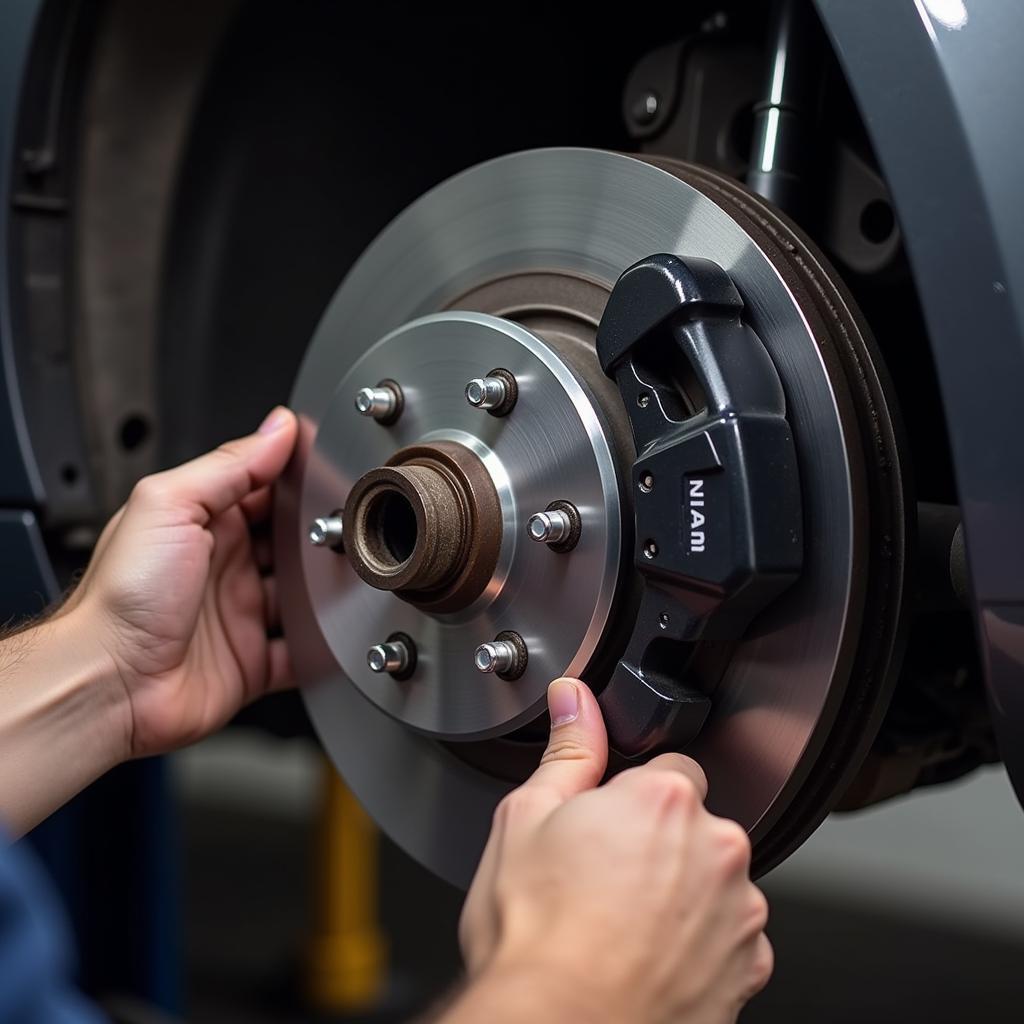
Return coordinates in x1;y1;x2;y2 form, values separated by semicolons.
275;148;906;886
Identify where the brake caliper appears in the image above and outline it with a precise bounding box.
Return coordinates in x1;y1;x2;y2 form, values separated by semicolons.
596;253;803;757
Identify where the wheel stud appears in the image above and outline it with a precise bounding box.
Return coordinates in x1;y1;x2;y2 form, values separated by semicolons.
367;637;413;676
465;376;507;410
308;513;344;549
464;369;517;415
528;509;572;545
526;501;580;552
474;640;516;675
473;631;528;680
355;381;402;422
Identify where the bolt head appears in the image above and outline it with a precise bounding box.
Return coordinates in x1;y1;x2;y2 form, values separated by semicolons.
474;643;499;673
527;509;572;545
355;387;376;415
631;90;660;125
528;514;549;541
367;645;389;673
355;384;399;420
465;375;508;410
308;513;344;549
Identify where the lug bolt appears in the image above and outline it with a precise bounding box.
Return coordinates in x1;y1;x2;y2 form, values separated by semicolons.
474;640;518;675
309;514;344;549
473;631;528;679
367;638;412;675
528;510;572;545
465;376;508;410
355;382;401;422
526;501;580;552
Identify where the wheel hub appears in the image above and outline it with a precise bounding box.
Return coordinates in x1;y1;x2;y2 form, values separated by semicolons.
298;310;624;740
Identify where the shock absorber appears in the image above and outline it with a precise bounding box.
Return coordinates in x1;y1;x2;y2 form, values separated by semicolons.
747;0;826;224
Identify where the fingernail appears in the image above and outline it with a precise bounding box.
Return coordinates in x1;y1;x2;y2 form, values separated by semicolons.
548;679;579;728
259;406;289;434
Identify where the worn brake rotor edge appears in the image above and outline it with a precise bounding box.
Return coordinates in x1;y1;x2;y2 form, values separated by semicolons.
654;159;911;873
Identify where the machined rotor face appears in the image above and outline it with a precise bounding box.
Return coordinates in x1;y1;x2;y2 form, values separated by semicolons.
275;148;906;887
298;311;624;739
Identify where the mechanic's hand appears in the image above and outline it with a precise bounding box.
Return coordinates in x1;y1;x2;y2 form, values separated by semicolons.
64;406;299;760
456;679;773;1024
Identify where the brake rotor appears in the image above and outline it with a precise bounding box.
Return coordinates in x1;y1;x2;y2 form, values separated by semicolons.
275;148;908;886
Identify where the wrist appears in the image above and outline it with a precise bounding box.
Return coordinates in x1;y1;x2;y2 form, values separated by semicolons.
55;602;134;764
446;953;617;1024
0;605;132;834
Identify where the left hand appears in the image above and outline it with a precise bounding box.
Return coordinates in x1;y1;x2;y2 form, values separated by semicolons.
64;406;299;760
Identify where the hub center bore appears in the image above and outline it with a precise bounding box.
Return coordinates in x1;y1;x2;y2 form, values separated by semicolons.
343;440;502;613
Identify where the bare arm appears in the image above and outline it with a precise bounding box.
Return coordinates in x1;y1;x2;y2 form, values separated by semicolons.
0;616;126;835
0;407;298;835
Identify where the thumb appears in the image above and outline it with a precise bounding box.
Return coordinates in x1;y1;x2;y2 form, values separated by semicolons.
523;678;608;801
139;406;298;522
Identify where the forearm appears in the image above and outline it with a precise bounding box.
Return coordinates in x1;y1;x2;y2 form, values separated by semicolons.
0;610;129;836
438;961;615;1024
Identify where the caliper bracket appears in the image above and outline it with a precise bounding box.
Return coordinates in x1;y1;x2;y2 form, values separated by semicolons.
596;253;803;758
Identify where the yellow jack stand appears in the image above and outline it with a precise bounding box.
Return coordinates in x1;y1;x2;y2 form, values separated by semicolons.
307;757;388;1015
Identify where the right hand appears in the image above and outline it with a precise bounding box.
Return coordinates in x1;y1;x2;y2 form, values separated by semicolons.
458;678;773;1024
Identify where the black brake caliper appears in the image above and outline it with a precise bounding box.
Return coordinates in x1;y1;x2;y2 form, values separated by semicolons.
596;253;803;758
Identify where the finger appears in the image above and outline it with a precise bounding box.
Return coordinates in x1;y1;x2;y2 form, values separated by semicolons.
263;575;279;631
520;678;608;803
241;485;274;525
743;933;775;999
252;533;274;573
613;751;709;803
265;637;295;693
136;407;297;524
459;803;508;974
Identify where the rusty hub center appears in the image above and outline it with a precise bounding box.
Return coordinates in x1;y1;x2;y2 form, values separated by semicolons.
342;440;502;614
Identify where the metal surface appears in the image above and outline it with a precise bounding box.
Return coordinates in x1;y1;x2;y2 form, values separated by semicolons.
341;439;503;612
0;0;47;506
663;159;906;872
0;509;58;620
475;641;516;675
294;310;622;740
747;0;825;221
355;385;399;420
464;376;507;410
367;641;410;675
528;509;571;544
815;0;1024;806
309;514;344;549
276;148;879;886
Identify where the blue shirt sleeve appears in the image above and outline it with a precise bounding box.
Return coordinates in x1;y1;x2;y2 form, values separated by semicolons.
0;831;106;1023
